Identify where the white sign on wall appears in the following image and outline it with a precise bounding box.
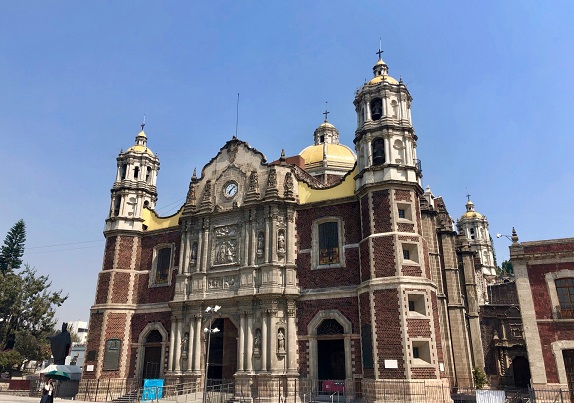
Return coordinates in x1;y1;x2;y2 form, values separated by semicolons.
384;359;398;369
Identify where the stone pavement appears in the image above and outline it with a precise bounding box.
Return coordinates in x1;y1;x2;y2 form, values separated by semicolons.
0;394;98;402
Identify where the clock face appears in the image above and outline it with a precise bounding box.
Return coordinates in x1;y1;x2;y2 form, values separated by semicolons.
224;181;238;198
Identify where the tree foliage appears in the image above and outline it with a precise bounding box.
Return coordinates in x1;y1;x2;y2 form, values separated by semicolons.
501;260;514;275
0;221;68;365
0;219;26;275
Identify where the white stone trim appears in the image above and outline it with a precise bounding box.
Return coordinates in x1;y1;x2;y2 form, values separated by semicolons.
311;217;346;269
545;269;574;318
514;259;547;384
551;340;574;386
149;243;175;287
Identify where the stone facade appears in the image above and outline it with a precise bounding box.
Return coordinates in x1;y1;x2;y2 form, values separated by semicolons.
84;54;489;400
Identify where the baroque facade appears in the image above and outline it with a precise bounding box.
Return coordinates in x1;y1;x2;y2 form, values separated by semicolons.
84;54;490;400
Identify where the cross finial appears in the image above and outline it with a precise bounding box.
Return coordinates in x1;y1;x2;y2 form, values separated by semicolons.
323;102;330;122
141;114;146;131
376;38;384;60
466;193;471;202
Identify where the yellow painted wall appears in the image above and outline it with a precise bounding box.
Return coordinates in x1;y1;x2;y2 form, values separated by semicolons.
298;168;356;204
142;207;182;231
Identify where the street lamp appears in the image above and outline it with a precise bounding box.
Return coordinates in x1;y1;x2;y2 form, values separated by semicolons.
202;305;221;403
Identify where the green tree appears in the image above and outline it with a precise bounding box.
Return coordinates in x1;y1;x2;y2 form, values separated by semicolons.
0;221;68;365
501;260;513;274
0;220;26;275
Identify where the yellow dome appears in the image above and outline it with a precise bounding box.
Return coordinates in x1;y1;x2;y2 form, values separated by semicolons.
461;211;483;219
299;143;356;169
368;75;399;85
126;145;155;156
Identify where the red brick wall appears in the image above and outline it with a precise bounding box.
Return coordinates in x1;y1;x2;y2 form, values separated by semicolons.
361;195;371;238
101;312;128;378
524;242;574;255
360;240;371;281
133;272;176;304
394;189;412;202
116;237;135;269
103;236;116;270
373;236;395;278
139;230;181;270
539;321;574;383
372;190;392;234
298;340;309;377
373;289;404;378
83;312;104;379
398;223;415;233
406;319;431;338
359;292;373;378
411;368;436;379
529;262;574;319
111;272;130;304
431;292;444;369
96;272;111;304
297;297;359;336
402;265;422;276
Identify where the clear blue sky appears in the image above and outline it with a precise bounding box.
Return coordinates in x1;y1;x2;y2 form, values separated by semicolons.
1;1;573;323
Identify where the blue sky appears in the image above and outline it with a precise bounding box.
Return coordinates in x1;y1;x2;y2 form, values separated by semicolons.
1;1;573;323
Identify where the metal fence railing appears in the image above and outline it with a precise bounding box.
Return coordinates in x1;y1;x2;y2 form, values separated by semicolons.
14;377;574;403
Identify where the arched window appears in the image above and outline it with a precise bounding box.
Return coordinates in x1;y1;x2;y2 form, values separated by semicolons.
370;98;383;120
113;196;121;216
146;167;152;183
372;139;385;166
134;166;140;179
151;246;172;286
317;319;344;335
120;164;127;180
556;278;574;318
391;100;398;118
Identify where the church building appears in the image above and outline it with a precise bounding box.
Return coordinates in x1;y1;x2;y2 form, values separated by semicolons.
84;53;490;401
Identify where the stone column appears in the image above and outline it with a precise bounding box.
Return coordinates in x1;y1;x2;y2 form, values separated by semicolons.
194;316;202;374
238;312;246;372
265;209;270;263
262;310;268;371
180;226;188;275
246;314;254;372
168;320;176;371
201;219;210;273
174;319;182;372
287;303;296;372
187;317;195;371
366;100;371;121
384;135;391;164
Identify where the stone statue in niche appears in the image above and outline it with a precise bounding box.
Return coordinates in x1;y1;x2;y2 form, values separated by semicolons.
190;242;198;266
253;328;262;357
284;172;293;191
257;232;264;257
277;230;286;254
249;171;259;192
268;169;277;188
277;328;286;353
203;181;212;201
181;332;189;360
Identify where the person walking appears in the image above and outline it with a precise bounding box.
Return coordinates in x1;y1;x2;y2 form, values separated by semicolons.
40;378;54;403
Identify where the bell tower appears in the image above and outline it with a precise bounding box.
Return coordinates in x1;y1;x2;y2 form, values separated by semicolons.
355;49;447;389
353;50;420;189
105;123;160;232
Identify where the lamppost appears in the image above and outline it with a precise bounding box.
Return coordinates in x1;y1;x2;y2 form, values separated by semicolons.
202;305;221;403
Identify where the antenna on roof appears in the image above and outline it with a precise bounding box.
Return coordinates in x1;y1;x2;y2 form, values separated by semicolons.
235;93;240;138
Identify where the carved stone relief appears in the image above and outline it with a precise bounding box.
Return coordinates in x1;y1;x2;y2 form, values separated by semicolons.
257;232;265;258
277;229;286;256
213;225;239;265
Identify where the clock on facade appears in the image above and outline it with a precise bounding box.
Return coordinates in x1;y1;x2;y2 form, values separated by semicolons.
224;181;238;198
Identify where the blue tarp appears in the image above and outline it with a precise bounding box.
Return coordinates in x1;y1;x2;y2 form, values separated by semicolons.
142;378;164;401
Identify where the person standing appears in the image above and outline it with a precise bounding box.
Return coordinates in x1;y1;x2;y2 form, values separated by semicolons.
40;378;54;403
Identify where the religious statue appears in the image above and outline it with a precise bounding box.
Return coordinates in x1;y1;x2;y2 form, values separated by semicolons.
277;329;285;353
181;332;189;360
47;322;72;365
277;231;286;253
254;328;262;357
190;242;198;266
268;169;277;188
257;232;264;257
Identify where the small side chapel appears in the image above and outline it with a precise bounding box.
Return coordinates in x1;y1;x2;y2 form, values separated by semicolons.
84;53;491;401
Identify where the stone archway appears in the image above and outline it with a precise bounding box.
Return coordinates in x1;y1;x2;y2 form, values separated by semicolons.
136;322;168;380
307;310;353;382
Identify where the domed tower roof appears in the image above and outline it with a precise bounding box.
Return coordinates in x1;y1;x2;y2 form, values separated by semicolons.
460;198;484;220
367;49;399;85
126;123;155;156
299;111;356;177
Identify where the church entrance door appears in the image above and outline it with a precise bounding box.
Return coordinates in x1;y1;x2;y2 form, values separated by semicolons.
317;339;345;380
142;330;163;380
511;356;530;388
207;318;238;380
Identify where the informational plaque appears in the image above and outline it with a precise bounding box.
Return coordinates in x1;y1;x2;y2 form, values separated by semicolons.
384;359;398;369
103;338;121;371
